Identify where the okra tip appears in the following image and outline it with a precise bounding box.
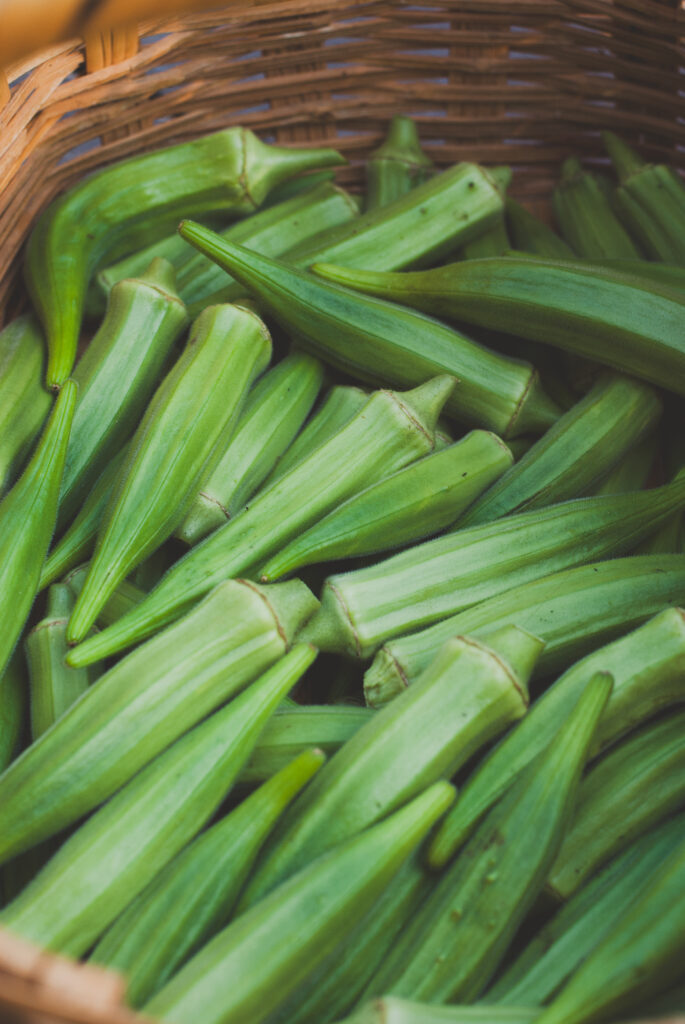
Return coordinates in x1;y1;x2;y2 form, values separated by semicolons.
602;131;645;181
398;375;458;437
478;625;546;701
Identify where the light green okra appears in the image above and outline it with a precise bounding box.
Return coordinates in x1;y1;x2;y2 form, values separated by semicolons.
553;157;641;259
302;477;685;659
340;1001;539;1024
459;373;662;526
178;351;324;546
67;303;272;644
63;562;145;630
67;377;454;668
145;782;456;1024
260;431;513;581
240;627;536;909
0;381;77;682
0;315;52;496
0;644;317;956
365;116;434;212
91;746;325;1007
427;604;685;870
505;197;574;258
362;674;612;1005
546;709;685;902
24;127;343;388
0;577;317;866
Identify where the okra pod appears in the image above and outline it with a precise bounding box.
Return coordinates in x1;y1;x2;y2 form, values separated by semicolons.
365;116;434;211
261;431;513;580
0;577;317;865
178;351;324;546
145;781;456;1024
239;704;373;784
505;197;574;258
365;554;685;709
303;478;685;659
313;256;685;397
179;222;561;437
0;644;317;956
25;585;99;741
262;169;338;206
0;651;25;773
66;304;272;644
489;813;685;1006
57;259;189;527
341;1001;538;1024
427;603;685;869
67;377;453;667
241;627;535;907
593;430;657;495
64;562;145;630
546;709;685;902
553;158;641;259
362;674;612;1004
91;747;325;1006
459;373;661;526
24;128;343;387
0;382;77;682
0;316;52;495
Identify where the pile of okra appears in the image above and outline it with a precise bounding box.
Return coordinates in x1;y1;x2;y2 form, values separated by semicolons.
0;117;684;1024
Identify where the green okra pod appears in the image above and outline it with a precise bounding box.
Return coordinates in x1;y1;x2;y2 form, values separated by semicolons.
240;627;536;908
488;813;685;1006
459;373;662;526
312;256;685;397
0;577;317;865
0;652;25;774
0;381;77;682
365;554;685;710
239;704;373;785
302;478;685;659
145;781;456;1024
262;169;338;206
63;562;145;630
57;259;189;527
67;303;272;644
0;315;52;496
178;351;324;546
260;431;513;581
553;158;641;259
546;709;685;902
25;585;99;741
365;116;434;211
534;831;685;1024
0;644;317;956
24;128;343;388
341;1001;539;1024
427;603;685;870
67;377;453;667
363;673;612;1005
505;197;574;258
91;746;325;1006
179;222;561;437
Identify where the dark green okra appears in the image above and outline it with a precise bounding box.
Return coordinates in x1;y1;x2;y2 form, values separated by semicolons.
0;652;25;774
546;709;685;902
505;197;574;258
427;603;685;870
178;351;324;546
179;222;561;437
365;554;685;709
0;577;317;866
593;430;657;495
262;170;338;206
57;259;189;527
342;1002;538;1024
260;431;513;581
0;315;52;496
362;674;612;1005
488;813;685;1006
553;158;641;259
67;304;272;644
67;377;453;668
303;478;685;659
0;645;316;956
91;747;325;1007
459;373;662;526
145;782;455;1024
535;832;685;1024
365;116;434;211
239;705;373;785
24;127;343;388
0;381;77;682
312;256;685;397
240;627;536;908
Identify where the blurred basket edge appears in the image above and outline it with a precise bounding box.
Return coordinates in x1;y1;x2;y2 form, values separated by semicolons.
0;1;684;1021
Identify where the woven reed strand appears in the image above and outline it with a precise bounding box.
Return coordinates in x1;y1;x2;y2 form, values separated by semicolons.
0;0;683;322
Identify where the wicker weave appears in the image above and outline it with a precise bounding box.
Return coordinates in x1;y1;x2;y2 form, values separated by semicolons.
0;2;684;1020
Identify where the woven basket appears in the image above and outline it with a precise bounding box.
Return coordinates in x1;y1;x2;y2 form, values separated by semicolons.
1;1;684;1021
